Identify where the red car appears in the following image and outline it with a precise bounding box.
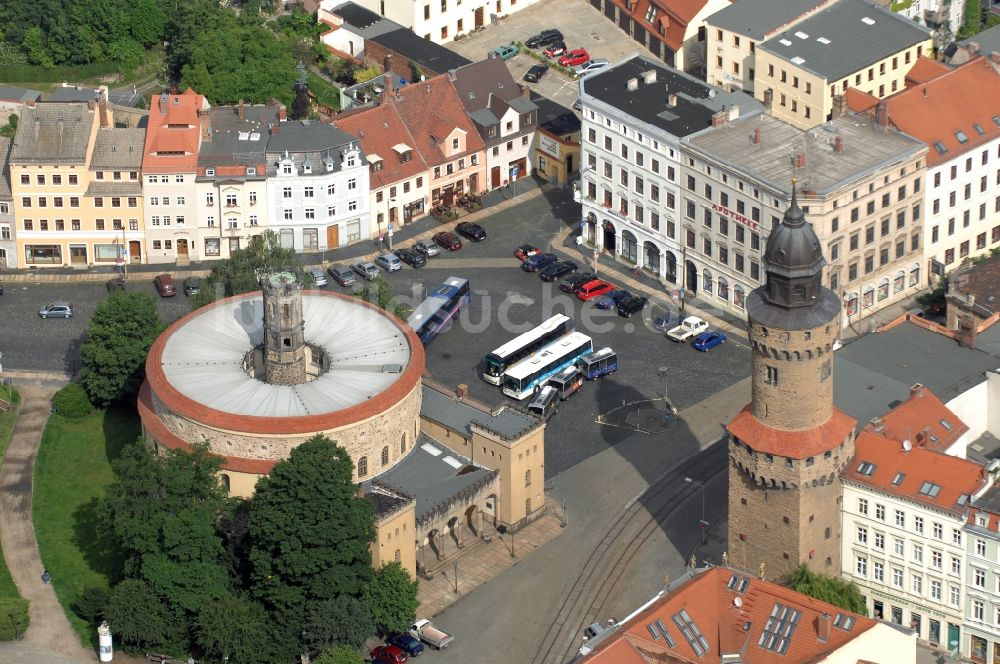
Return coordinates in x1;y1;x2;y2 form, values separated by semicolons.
559;48;590;67
543;42;567;58
371;644;408;664
433;231;463;251
515;244;541;261
576;279;615;301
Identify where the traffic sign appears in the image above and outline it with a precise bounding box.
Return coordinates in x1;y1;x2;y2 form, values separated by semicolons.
509;166;519;182
388;224;393;231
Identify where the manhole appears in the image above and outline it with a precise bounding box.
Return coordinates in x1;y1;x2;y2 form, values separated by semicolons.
590;32;604;42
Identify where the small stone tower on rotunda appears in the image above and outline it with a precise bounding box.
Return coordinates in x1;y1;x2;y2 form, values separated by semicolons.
726;187;857;580
262;271;307;385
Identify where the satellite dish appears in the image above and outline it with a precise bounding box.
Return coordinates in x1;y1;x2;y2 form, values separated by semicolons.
734;597;743;608
902;440;912;452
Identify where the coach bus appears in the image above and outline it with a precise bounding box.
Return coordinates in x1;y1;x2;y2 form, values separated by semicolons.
501;331;593;400
481;314;574;384
406;277;471;345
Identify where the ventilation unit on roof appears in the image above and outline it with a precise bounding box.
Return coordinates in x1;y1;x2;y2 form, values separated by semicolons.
779;38;792;46
817;36;831;44
861;16;875;24
794;31;809;39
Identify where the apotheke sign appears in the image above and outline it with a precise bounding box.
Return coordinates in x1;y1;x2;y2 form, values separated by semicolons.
591;202;651;235
712;203;761;232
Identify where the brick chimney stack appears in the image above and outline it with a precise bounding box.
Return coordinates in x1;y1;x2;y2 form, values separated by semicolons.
817;614;831;642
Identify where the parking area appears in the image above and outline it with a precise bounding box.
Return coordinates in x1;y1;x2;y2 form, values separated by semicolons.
445;0;643;109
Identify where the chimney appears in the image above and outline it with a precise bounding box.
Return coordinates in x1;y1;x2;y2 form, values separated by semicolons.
968;41;981;56
159;93;168;113
87;99;96;111
25;99;35;109
818;614;831;642
627;78;639;91
831;93;848;117
793;152;807;168
642;69;656;84
711;110;727;127
270;124;279;135
668;94;678;107
868;417;884;432
910;383;925;399
98;95;111;128
752;127;761;144
456;384;469;399
834;136;844;153
278;104;287;121
875;101;888;129
238;99;245;120
199;109;212;142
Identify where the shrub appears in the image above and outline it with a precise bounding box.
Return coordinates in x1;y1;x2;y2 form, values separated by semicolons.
52;384;94;419
73;586;110;625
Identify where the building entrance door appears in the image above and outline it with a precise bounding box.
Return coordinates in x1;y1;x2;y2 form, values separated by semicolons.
326;225;340;248
949;623;961;653
176;239;189;257
474;6;484;28
129;240;141;263
602;221;615;253
69;245;87;265
686;260;698;294
491;166;502;189
929;620;941;646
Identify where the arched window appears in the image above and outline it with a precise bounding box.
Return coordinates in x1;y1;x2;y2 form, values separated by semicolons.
357;456;368;477
643;241;660;274
525;469;532;487
220;474;231;492
734;284;746;309
846;293;859;316
877;278;890;301
665;251;678;283
381;446;389;467
717;276;729;301
909;262;920;286
620;230;638;263
862;286;875;309
702;268;713;293
400;433;407;454
893;270;905;293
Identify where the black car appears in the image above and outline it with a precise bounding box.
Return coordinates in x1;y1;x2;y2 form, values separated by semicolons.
559;272;596;293
524;64;548;83
521;252;558;272
105;277;127;292
456;221;487;241
386;632;425;657
183;276;201;296
526;29;563;49
540;260;577;282
617;295;648;318
397;247;427;268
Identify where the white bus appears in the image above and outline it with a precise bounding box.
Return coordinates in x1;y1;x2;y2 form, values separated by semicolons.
501;331;594;400
481;314;574;385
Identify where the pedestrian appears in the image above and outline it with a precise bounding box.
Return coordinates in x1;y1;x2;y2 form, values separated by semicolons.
41;569;50;584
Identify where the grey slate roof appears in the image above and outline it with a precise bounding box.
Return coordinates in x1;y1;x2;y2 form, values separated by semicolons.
84;181;142;197
421;384;541;441
581;54;764;139
957;23;1000;58
530;92;580;137
705;0;832;40
264;120;364;176
833;321;1000;427
972;482;1000;515
48;85;103;103
90;128;145;170
199;105;279;171
364;434;497;521
0;86;41;103
10;102;96;164
370;28;472;75
0;138;11;199
757;0;932;81
681;112;926;196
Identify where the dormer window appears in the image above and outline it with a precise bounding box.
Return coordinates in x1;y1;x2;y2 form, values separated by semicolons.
303;164;312;174
206;168;215;176
368;154;384;172
282;164;293;175
392;143;413;164
452;137;460;150
346;156;356;167
247;167;257;175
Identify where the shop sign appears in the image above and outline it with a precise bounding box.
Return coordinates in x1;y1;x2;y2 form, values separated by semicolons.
870;589;949;620
539;134;561;159
712;203;761;232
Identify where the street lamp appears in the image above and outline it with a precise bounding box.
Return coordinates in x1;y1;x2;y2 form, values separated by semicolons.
658;367;676;417
685;477;708;545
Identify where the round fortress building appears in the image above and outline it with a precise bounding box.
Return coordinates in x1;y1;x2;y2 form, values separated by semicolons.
138;272;425;497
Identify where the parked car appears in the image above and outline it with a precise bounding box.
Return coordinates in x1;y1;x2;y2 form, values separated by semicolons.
352;261;380;281
576;279;615;301
540;260;578;282
691;330;727;352
524;64;548;83
526;29;563;49
521;252;558;272
409;619;454;649
653;313;671;332
154;273;177;297
307;269;328;287
38;301;73;319
574;59;610;76
667;316;709;342
327;264;357;286
594;289;632;310
183;276;202;296
371;644;408;664
456;221;487;242
492;44;518;60
387;632;425;657
515;244;541;261
397;247;427;268
617;295;648;318
543;42;567;58
559;48;590;67
559;272;596;293
375;252;403;272
106;277;127;292
433;231;463;251
414;240;441;257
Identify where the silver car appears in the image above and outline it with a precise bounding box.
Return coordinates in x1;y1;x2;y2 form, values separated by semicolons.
39;301;74;319
414;240;440;257
375;253;403;272
352;261;380;281
308;269;328;287
574;59;610;77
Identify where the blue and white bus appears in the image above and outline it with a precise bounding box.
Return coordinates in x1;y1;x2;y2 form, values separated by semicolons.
407;277;470;344
481;314;574;385
501;332;594;400
577;347;618;380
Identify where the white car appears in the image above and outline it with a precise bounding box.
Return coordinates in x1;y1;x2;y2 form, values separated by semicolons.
352;261;379;281
414;240;440;257
375;253;403;272
308;269;328;287
574;59;609;77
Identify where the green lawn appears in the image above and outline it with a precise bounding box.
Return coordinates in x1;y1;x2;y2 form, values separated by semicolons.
0;387;28;640
308;71;342;111
34;405;139;646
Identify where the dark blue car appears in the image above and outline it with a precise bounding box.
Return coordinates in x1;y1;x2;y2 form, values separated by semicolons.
387;631;424;656
593;289;632;310
691;331;727;352
521;252;558;272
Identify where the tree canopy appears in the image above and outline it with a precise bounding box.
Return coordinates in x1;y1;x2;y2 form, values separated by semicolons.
191;229;304;310
362;562;419;635
787;565;868;616
79;291;164;407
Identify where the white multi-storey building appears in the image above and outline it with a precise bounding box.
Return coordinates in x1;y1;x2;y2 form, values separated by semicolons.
963;483;1000;663
577;54;761;285
0;138;16;268
841;386;989;649
265;120;370;251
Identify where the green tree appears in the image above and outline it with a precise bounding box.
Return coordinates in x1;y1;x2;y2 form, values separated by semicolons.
314;644;365;664
108;37;142;71
291;61;310;120
960;0;982;37
51;383;94;419
359;276;411;320
127;0;169;46
198;230;303;304
102;441;233;619
79;291;164;407
105;578;186;651
249;435;376;653
917;276;948;314
21;26;53;67
788;565;867;615
196;594;271;664
362;562;419;635
353;64;381;84
304;595;376;651
73;586;110;625
0;113;19;138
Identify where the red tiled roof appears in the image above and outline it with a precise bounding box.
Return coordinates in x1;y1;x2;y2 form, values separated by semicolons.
842;430;985;514
582;566;876;664
142;90;206;173
844;87;880;112
904;55;949;87
850;57;1000;166
388;74;487;167
871;384;968;453
608;0;714;51
334;102;429;190
727;405;857;459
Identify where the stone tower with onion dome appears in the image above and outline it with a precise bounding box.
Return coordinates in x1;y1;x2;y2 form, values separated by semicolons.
726;186;857;581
